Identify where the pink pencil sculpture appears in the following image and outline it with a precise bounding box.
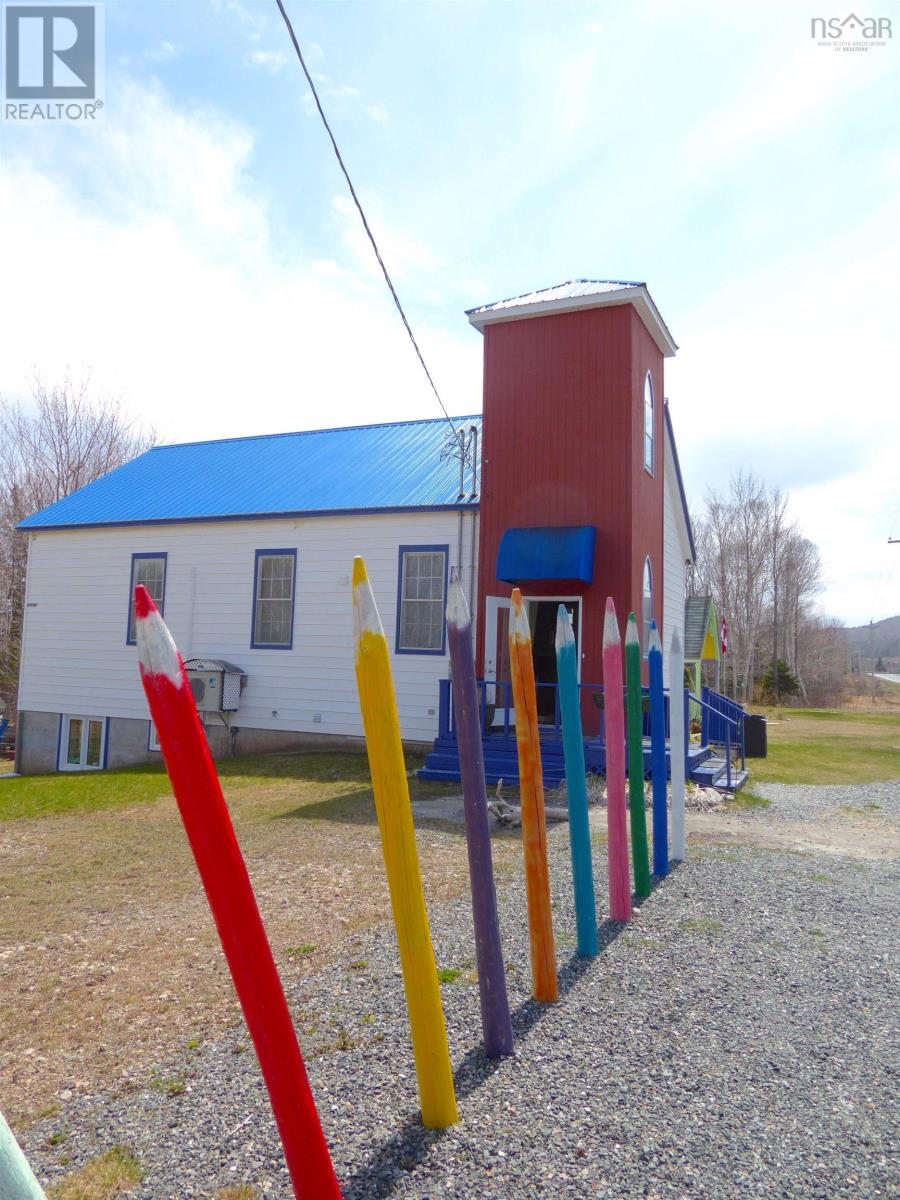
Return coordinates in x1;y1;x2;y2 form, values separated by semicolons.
134;586;342;1200
602;598;632;922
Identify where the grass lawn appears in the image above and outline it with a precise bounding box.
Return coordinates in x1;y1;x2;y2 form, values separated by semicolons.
0;750;495;1129
0;750;453;823
747;707;900;785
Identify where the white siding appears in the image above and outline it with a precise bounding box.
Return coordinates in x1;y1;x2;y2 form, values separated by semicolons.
662;436;692;689
18;510;479;743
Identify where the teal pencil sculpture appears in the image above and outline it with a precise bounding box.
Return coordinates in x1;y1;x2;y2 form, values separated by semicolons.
625;613;652;899
554;604;598;956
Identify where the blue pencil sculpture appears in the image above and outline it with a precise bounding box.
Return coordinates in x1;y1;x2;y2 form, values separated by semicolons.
554;604;598;957
648;619;669;877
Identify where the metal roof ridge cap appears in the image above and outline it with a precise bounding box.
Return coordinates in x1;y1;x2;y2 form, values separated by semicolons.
146;411;484;453
16;498;482;531
466;283;657;334
464;279;644;315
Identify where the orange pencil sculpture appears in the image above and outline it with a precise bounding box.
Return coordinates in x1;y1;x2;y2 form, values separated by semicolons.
508;587;558;1003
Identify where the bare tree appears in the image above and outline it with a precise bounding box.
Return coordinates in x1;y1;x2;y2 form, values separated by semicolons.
692;471;842;707
780;533;822;702
766;487;790;704
0;373;156;713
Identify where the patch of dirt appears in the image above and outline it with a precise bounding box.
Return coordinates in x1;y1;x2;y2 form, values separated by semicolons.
687;809;900;860
0;777;514;1129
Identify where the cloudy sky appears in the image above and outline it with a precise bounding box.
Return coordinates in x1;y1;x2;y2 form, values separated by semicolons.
0;0;897;624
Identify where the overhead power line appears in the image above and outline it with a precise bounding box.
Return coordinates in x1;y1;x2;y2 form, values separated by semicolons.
274;0;460;441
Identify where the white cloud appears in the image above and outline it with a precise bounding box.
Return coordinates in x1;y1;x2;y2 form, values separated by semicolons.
146;41;182;63
245;48;289;73
668;189;900;625
299;70;387;123
118;41;183;68
0;82;481;451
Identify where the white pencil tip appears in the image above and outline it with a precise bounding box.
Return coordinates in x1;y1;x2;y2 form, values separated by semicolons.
509;590;530;642
135;605;183;686
671;626;683;656
352;562;384;641
555;604;574;653
603;599;620;647
446;569;470;629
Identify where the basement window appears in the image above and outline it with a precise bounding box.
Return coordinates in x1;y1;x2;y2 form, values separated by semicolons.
396;546;448;655
60;715;107;771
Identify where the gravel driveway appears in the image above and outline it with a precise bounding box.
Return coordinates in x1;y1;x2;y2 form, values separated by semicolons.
24;781;899;1199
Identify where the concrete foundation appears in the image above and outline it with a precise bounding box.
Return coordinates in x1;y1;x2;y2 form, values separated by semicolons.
14;709;428;774
15;710;60;774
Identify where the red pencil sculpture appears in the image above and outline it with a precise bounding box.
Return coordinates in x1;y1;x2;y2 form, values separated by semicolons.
133;586;342;1200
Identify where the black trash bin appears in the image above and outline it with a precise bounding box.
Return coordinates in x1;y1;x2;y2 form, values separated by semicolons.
745;714;767;758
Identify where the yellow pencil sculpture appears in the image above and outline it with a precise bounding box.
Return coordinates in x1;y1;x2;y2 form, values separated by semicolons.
351;556;459;1129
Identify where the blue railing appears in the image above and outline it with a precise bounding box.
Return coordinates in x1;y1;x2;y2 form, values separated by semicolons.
702;687;744;742
438;678;682;752
688;689;743;789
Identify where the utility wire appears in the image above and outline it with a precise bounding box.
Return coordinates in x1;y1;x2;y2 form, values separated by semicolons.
274;0;460;441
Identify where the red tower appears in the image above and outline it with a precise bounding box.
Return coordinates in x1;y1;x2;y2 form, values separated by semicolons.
468;280;677;713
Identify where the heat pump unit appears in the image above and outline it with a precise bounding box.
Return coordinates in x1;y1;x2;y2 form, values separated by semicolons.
183;659;246;714
188;671;222;712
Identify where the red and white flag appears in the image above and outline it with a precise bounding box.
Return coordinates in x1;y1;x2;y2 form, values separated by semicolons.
721;613;729;655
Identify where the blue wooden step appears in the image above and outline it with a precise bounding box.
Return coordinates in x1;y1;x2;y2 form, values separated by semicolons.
419;736;715;789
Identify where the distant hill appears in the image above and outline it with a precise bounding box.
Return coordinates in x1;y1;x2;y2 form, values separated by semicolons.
845;614;900;660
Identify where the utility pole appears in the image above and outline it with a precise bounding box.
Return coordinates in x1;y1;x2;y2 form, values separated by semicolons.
869;619;876;699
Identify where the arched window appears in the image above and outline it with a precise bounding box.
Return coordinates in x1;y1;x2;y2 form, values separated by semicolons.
643;371;654;473
642;555;653;651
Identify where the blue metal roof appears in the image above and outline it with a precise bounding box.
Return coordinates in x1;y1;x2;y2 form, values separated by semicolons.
19;415;483;530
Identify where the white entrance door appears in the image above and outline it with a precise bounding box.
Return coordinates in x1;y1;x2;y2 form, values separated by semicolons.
60;715;106;770
484;595;514;725
484;595;584;728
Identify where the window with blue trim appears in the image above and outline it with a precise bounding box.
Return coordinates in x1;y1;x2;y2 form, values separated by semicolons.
127;553;167;644
252;550;296;648
396;547;448;654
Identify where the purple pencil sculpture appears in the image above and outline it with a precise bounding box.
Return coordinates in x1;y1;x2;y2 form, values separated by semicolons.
446;568;514;1058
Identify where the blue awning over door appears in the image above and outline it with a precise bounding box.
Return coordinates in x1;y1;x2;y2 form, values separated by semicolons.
496;525;596;584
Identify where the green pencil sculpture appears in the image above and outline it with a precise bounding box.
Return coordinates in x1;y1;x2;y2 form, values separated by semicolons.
625;613;652;898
